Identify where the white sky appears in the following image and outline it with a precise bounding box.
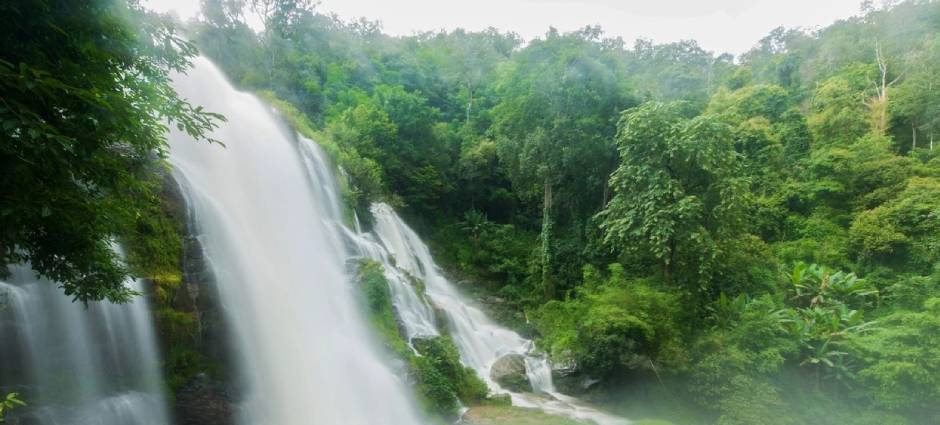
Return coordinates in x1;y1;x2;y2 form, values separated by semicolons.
144;0;867;55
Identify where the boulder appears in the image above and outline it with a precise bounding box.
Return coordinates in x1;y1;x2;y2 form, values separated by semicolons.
489;353;532;392
550;361;601;396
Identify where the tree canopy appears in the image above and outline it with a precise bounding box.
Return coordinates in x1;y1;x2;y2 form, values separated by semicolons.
0;0;221;302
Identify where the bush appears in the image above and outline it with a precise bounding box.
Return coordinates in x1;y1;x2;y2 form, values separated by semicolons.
533;265;685;379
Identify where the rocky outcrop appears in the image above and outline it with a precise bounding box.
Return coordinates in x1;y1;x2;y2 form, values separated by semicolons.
174;374;235;425
549;358;601;396
490;353;532;392
152;174;239;425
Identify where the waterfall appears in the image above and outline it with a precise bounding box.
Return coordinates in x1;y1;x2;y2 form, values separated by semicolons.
167;57;424;425
0;264;170;425
358;203;631;425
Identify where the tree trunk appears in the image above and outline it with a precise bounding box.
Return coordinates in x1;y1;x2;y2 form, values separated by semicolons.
931;132;934;150
870;41;902;137
541;179;554;300
913;122;918;151
465;82;474;125
663;239;675;280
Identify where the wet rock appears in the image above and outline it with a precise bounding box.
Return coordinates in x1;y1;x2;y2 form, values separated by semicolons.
489;353;532;392
174;374;236;425
550;360;600;396
157;174;238;424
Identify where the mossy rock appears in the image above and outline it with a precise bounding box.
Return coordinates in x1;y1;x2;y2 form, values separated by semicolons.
489;353;532;392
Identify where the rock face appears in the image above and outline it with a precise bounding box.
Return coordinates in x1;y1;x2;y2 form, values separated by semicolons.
174;374;235;425
155;174;239;425
550;360;600;396
490;353;532;392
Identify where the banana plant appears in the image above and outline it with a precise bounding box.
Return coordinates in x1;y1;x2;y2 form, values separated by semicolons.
460;209;490;247
784;262;878;308
787;303;877;388
706;292;749;329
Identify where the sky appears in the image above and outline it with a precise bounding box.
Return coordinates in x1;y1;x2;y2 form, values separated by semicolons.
143;0;867;55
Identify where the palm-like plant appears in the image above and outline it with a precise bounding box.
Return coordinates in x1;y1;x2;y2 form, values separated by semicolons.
706;293;748;330
460;210;490;246
785;262;878;308
787;303;877;387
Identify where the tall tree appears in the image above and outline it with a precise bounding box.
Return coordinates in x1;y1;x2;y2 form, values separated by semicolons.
599;102;747;286
492;28;632;299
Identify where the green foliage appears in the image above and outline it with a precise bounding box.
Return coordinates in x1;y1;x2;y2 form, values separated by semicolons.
784;262;877;309
850;177;940;271
851;297;940;412
0;393;25;422
0;0;222;302
413;337;489;410
356;260;411;357
10;0;940;423
189;6;940;420
534;265;685;378
355;260;490;420
807;64;874;145
599;101;749;293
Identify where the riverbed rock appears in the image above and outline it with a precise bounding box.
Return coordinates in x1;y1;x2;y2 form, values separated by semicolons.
490;353;532;392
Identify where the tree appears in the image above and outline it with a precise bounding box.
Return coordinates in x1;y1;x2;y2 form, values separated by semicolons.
0;0;222;302
250;0;314;34
807;64;872;146
202;0;246;30
599;102;748;287
439;29;516;125
893;36;940;152
866;40;905;137
493;28;632;299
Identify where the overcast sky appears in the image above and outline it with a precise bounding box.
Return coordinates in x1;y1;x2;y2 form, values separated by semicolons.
143;0;867;55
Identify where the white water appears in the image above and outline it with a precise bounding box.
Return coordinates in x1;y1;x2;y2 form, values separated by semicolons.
355;204;631;425
167;57;424;425
0;264;169;425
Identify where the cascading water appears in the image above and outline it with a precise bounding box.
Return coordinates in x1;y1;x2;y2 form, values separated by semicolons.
354;204;631;425
0;264;170;425
166;57;424;425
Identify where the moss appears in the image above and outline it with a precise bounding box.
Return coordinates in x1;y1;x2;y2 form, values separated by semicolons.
122;175;217;397
355;259;495;421
124;173;185;293
411;355;460;418
413;337;489;405
358;259;412;358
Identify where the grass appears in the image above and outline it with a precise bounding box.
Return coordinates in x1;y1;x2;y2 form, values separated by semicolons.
460;405;593;425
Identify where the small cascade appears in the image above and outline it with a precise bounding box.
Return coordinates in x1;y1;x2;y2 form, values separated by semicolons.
0;264;170;425
352;203;630;425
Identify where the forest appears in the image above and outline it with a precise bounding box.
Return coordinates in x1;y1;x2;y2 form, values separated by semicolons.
2;0;940;424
